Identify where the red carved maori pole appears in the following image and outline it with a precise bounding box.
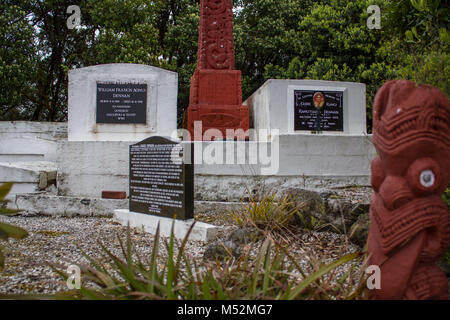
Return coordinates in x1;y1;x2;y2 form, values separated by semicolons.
368;80;450;299
186;0;249;141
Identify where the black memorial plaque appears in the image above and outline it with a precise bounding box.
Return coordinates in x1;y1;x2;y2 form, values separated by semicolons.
294;90;344;131
96;83;147;124
129;136;194;220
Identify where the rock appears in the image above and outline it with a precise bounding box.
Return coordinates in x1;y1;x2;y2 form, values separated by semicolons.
281;187;371;234
325;199;370;233
279;188;329;229
279;188;331;204
349;212;370;248
203;240;240;261
227;227;261;245
203;227;262;261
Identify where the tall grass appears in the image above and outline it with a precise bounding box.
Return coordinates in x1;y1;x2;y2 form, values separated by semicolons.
233;192;304;231
232;190;324;232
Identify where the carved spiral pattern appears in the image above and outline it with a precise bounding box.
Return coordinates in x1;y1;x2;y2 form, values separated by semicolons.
198;0;234;70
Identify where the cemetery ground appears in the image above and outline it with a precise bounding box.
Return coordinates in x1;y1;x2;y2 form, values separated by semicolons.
0;187;374;299
1;185;449;299
0;217;364;299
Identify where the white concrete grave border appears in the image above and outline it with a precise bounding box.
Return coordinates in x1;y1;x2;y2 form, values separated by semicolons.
114;209;219;242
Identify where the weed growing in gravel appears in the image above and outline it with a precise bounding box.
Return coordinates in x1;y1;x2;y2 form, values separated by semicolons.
232;190;327;232
0;182;28;272
233;192;307;232
51;222;369;300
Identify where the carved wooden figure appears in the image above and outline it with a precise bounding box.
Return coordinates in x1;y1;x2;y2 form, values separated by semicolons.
368;80;450;299
186;0;249;140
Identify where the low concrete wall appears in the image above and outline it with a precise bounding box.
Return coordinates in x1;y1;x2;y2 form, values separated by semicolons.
0;121;67;162
194;175;371;202
57;141;130;198
0;161;57;201
15;193;127;216
14;194;240;217
57;135;376;200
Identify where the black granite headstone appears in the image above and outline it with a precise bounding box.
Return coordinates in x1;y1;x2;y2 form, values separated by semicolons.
294;90;344;131
129;136;193;220
96;83;147;124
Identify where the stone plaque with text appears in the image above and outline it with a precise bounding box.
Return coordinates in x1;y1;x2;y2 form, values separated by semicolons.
294;90;343;131
96;83;147;124
129;136;193;220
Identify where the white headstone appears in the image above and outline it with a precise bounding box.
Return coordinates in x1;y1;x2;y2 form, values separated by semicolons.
68;63;178;141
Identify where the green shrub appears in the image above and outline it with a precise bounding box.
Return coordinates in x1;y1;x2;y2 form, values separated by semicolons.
441;185;450;270
52;223;368;300
442;248;450;269
0;182;28;272
443;184;450;210
398;50;449;96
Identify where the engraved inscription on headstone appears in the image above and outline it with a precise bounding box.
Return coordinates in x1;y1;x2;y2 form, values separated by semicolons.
96;83;147;124
294;90;344;131
129;136;193;220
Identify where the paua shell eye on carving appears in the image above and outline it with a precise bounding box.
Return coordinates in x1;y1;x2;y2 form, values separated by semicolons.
419;170;435;188
406;157;440;193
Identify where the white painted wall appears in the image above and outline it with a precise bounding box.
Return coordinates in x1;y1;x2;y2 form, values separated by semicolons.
15;194;128;216
0;121;67;162
0;161;57;201
244;79;367;135
68;63;178;141
57;141;131;197
0;121;64;202
57;136;376;199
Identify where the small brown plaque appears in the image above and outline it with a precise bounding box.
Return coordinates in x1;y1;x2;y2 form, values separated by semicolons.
102;191;127;199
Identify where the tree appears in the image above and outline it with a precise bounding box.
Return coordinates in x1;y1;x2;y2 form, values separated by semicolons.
234;0;317;99
235;0;390;131
0;0;37;120
384;0;449;95
161;0;200;126
1;0;447;131
1;0;167;121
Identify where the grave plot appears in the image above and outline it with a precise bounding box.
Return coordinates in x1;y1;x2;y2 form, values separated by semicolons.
0;0;448;302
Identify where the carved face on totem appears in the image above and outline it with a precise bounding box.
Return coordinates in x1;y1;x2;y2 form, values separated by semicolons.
369;80;450;299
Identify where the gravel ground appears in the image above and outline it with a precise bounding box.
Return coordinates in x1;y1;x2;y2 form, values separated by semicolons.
331;186;373;204
0;214;362;297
